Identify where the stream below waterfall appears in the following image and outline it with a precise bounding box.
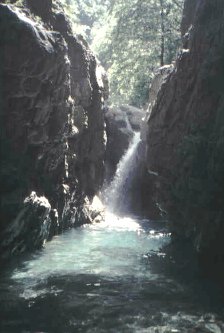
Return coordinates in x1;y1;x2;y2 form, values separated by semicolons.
0;214;224;333
1;133;224;333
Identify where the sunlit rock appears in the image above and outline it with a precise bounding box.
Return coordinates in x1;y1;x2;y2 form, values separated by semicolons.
0;192;52;258
0;1;108;258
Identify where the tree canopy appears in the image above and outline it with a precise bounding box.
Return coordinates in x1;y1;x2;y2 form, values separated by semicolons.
61;0;184;107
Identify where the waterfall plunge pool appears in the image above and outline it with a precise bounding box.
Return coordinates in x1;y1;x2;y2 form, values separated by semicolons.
0;212;224;332
1;133;224;332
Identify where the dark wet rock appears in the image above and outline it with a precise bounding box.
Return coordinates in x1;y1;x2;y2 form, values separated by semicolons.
141;65;174;142
0;2;108;258
117;139;161;219
145;0;224;279
134;66;174;219
105;104;144;180
119;104;145;131
0;192;52;258
26;0;52;21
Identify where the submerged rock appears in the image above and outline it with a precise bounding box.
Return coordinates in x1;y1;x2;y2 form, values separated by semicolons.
145;0;224;279
0;1;108;259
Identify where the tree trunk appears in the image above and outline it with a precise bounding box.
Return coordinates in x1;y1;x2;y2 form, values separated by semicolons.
160;0;165;66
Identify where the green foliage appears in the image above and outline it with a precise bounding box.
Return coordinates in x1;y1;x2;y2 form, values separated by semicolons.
59;0;111;42
8;0;183;106
92;0;184;106
57;0;183;107
3;0;25;6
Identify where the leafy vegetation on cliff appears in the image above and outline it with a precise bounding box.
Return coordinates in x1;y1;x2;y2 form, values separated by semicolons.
61;0;184;107
7;0;183;106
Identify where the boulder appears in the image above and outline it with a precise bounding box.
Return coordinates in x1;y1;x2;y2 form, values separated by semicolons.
105;105;144;180
0;192;52;258
119;104;145;131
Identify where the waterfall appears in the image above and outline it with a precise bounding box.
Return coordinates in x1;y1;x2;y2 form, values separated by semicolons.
104;132;141;214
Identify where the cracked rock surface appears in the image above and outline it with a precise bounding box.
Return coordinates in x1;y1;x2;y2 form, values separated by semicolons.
0;1;108;259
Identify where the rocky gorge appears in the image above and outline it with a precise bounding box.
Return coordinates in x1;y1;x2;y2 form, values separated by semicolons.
144;0;224;281
0;0;108;259
0;0;224;283
1;0;224;331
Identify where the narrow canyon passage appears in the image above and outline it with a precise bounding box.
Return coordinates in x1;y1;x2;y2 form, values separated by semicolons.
1;1;224;332
0;135;223;333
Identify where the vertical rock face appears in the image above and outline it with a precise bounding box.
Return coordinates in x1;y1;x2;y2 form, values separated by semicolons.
145;0;224;276
0;1;108;258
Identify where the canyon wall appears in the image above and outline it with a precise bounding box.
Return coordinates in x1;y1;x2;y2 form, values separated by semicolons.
0;0;108;258
145;0;224;277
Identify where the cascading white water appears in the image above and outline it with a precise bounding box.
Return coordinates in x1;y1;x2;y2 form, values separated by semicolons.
1;132;220;333
105;131;141;214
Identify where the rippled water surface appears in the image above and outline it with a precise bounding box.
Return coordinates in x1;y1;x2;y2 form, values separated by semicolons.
0;213;224;332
